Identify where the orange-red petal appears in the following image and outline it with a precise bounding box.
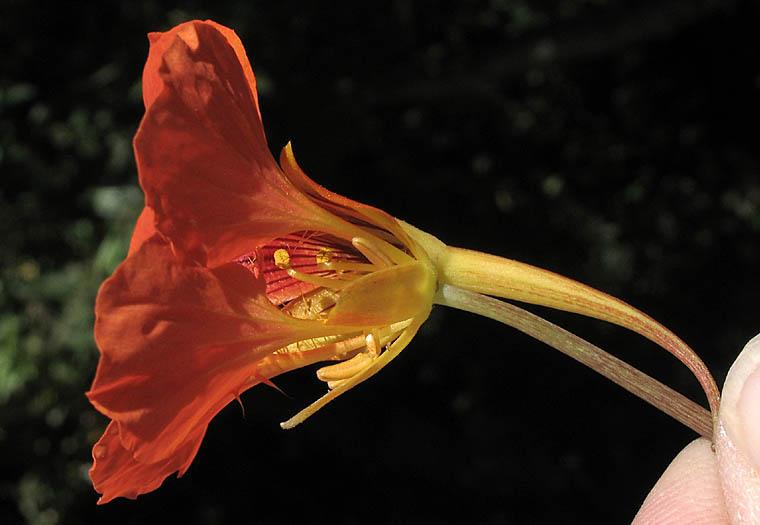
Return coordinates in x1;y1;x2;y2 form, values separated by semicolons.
134;21;354;267
87;235;346;464
90;420;205;504
127;206;157;257
279;143;400;233
141;21;261;119
278;144;427;260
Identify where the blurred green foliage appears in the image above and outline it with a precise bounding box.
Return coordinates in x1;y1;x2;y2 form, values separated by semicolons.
1;1;758;523
1;2;149;522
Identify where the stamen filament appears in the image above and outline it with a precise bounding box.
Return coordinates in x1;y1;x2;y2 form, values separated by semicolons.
283;288;339;319
274;332;362;355
352;237;394;267
318;261;378;273
281;319;424;429
317;352;375;381
252;334;368;385
385;319;415;335
283;267;347;290
352;236;413;267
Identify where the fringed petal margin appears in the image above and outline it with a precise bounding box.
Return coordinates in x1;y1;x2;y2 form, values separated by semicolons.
90;421;205;505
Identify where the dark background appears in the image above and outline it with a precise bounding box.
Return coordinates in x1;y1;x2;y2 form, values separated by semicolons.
2;1;759;523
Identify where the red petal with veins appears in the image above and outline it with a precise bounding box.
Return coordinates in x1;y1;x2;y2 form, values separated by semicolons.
253;232;366;306
87;236;345;469
134;21;353;267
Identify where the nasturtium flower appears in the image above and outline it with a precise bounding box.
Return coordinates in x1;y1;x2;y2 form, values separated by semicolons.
87;20;437;504
87;20;720;504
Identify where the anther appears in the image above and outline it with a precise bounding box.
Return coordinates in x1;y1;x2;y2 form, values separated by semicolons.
315;247;332;265
315;332;382;390
272;248;346;290
316;352;374;382
273;248;291;268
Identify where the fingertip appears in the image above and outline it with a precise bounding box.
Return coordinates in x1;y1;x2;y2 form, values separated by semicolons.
714;423;760;523
720;333;760;474
716;333;760;522
633;438;728;524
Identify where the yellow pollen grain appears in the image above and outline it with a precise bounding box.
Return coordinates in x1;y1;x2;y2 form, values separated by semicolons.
315;247;333;265
274;248;291;268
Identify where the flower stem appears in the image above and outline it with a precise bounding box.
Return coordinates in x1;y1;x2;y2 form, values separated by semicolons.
434;246;720;433
435;284;713;439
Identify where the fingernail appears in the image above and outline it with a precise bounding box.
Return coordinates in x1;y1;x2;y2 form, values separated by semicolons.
720;333;760;473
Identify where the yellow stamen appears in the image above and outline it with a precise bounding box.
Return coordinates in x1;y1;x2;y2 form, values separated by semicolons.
318;261;378;273
280;318;424;429
283;267;351;289
316;351;375;382
274;333;352;355
252;334;367;384
273;248;348;290
352;236;414;267
283;288;339;320
351;237;393;267
315;247;332;264
273;248;291;268
316;333;381;390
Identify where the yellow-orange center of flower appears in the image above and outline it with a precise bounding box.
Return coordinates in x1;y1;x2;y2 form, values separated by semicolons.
243;231;370;309
242;231;429;396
